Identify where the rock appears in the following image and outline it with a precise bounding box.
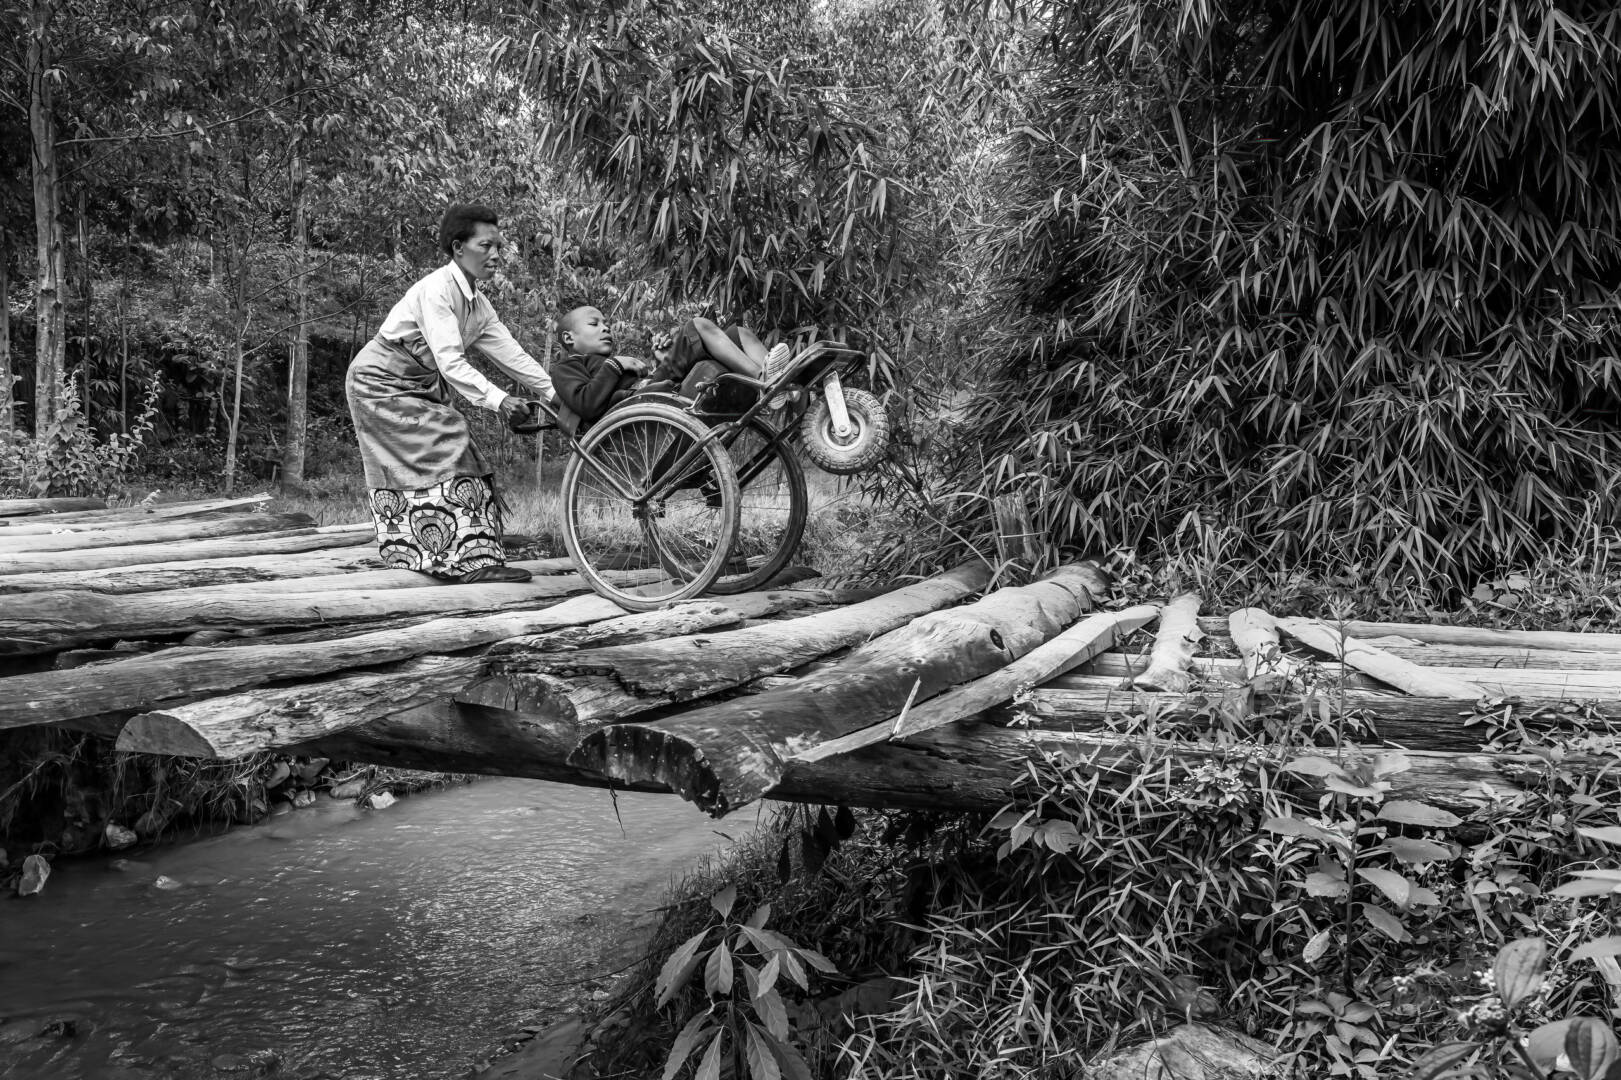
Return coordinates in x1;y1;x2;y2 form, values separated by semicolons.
269;802;293;817
211;1052;250;1071
294;758;330;783
153;875;184;891
366;790;397;810
104;823;138;850
482;1017;589;1080
1088;1023;1282;1080
330;777;368;800
292;789;317;808
18;854;51;896
263;761;291;788
38;1018;76;1039
134;799;181;838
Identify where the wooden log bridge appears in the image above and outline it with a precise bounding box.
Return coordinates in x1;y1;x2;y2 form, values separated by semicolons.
3;499;1621;818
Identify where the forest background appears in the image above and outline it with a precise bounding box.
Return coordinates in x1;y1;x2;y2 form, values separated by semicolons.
4;0;1616;585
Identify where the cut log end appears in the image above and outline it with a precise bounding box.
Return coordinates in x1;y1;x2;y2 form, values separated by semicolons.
570;726;729;816
117;713;220;758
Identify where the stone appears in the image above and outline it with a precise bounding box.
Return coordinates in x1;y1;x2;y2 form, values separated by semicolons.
211;1053;250;1071
330;777;368;799
294;758;330;783
269;802;292;817
292;789;317;808
153;875;184;891
1088;1023;1282;1080
104;823;138;850
134;799;181;838
366;790;396;810
18;854;50;896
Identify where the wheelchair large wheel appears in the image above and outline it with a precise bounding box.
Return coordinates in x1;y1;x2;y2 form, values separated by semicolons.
708;418;809;595
561;404;740;611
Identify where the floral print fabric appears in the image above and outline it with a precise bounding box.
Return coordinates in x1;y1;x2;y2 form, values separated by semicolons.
368;474;505;578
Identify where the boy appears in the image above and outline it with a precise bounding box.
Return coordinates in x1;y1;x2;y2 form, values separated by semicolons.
550;305;648;435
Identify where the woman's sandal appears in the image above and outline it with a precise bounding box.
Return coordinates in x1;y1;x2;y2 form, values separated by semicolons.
458;565;533;584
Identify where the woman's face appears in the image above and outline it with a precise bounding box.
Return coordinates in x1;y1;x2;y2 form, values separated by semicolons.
453;221;504;283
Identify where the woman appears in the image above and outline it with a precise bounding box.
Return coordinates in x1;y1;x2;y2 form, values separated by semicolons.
346;203;554;584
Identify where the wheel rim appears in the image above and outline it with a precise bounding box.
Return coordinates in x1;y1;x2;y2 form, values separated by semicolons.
709;419;808;594
563;407;737;607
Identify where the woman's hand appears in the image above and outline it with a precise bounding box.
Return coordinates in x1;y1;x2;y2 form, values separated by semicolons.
497;396;527;425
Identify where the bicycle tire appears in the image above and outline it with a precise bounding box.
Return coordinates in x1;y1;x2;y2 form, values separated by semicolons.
561;403;740;611
708;418;809;594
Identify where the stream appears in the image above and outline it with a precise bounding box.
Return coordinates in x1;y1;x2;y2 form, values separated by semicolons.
0;778;754;1080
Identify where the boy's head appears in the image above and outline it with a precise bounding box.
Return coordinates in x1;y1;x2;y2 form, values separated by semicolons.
557;305;614;357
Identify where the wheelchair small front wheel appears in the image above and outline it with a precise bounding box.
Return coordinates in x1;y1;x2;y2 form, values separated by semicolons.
801;386;889;475
561;403;740;611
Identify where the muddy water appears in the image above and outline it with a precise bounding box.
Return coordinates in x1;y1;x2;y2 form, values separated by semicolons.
0;778;752;1080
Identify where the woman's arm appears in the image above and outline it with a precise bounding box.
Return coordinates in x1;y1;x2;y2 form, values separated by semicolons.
417;283;511;409
472;317;556;401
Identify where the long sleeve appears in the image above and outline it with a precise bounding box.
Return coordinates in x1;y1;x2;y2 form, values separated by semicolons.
471;317;555;405
416;281;507;410
552;355;628;423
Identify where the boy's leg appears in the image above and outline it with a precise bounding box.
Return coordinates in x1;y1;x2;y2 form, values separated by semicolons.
689;317;760;377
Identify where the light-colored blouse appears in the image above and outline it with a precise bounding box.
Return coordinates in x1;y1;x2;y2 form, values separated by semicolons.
375;262;554;410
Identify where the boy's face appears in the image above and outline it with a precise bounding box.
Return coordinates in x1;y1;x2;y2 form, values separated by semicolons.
561;306;614;356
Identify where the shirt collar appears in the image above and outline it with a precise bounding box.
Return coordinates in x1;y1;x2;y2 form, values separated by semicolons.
444;261;478;301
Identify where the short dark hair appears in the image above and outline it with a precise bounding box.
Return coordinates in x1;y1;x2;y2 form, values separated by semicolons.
439;203;500;256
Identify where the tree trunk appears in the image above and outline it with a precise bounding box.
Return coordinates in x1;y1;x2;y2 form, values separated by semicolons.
26;0;65;436
282;132;310;492
0;593;628;729
573;564;1104;816
0;493;271;532
0;524;368;576
1130;592;1202;692
277;701;1543;815
0;217;13;442
223;224;248;493
75;185;90;427
1277;618;1489;698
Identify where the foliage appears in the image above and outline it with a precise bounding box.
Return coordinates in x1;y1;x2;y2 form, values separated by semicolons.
932;0;1621;585
30;375;161;496
654;883;834;1080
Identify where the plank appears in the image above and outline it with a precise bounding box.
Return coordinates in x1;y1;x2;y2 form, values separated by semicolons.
1278;618;1489;697
0;593;627;729
0;497;107;517
1339;620;1621;654
1131;592;1202;692
0;512;316;554
793;603;1162;764
0;566;602;655
572;563;1103;815
466;563;994;734
0;524;371;575
0;493;272;532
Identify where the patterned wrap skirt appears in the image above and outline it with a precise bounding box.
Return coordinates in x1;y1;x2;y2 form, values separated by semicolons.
347;335;508;577
368;477;505;577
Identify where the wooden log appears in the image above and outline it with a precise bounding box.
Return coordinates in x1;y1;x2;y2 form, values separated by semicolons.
573;563;1104;816
0;493;272;532
282;699;1534;814
793;603;1163;764
0;525;370;575
1229;608;1303;681
0;512;316;554
1131;592;1202;692
0;568;607;655
122;588;839;759
0;593;627;729
119;655;485;758
1277;618;1488;698
1365;641;1621;673
463;564;995;738
992;492;1041;584
0;545;382;594
1015;679;1621;752
1339;620;1621;654
0;497;107;517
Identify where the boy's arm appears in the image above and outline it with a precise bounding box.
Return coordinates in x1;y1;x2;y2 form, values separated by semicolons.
552;355;631;422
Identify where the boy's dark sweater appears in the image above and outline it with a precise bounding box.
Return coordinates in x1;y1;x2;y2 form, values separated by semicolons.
552;352;640;429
